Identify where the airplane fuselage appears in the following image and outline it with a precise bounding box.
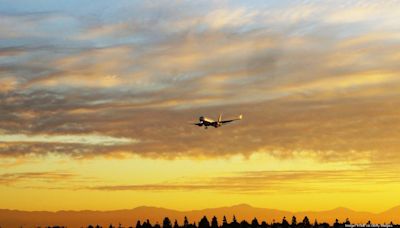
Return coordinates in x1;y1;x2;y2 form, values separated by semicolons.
194;114;242;129
198;116;222;128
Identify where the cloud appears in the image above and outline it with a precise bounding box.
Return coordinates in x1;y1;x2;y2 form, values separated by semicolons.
0;171;77;185
0;170;103;192
75;23;133;40
0;47;26;57
0;77;17;93
0;133;137;146
89;168;400;194
0;0;399;166
203;8;258;30
324;2;400;25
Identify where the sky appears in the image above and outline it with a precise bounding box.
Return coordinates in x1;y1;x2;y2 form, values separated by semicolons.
1;0;400;213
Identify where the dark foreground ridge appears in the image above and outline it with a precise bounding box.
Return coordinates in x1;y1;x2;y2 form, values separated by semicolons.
42;215;400;228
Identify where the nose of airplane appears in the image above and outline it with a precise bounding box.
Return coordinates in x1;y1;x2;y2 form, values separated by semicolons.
199;116;204;121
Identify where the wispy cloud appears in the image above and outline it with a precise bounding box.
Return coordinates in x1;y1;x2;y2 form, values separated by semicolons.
89;168;400;194
0;134;137;146
0;171;77;185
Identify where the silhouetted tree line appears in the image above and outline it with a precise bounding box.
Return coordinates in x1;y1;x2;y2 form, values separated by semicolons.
78;215;400;228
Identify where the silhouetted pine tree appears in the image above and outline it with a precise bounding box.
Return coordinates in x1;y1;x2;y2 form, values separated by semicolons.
199;216;210;228
222;216;228;228
163;217;172;228
270;219;276;228
333;219;340;228
313;219;318;228
260;221;268;228
174;220;179;228
231;216;240;228
184;217;189;228
291;217;297;228
211;216;219;228
303;216;311;228
143;220;152;228
251;218;260;228
282;217;289;228
136;221;142;228
240;220;250;228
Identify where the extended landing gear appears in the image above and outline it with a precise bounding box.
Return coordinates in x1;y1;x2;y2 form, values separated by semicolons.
204;126;208;129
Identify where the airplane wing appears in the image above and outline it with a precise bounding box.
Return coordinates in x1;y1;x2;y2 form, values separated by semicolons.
189;122;203;126
220;114;243;124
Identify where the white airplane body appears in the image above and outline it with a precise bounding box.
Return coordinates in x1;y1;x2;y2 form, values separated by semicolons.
193;114;243;129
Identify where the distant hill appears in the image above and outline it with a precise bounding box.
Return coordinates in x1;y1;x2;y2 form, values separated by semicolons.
1;204;399;228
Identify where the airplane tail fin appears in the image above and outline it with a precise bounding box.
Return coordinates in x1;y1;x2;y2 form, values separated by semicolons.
218;113;222;123
239;114;243;120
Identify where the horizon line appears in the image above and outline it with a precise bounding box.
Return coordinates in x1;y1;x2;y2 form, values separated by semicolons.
1;203;399;214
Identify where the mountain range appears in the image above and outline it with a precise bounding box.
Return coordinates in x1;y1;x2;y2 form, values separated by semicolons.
1;204;399;228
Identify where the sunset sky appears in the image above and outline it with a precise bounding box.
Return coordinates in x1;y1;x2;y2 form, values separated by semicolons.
1;0;400;213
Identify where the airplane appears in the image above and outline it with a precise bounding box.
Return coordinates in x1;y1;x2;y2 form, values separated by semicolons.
192;114;243;129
